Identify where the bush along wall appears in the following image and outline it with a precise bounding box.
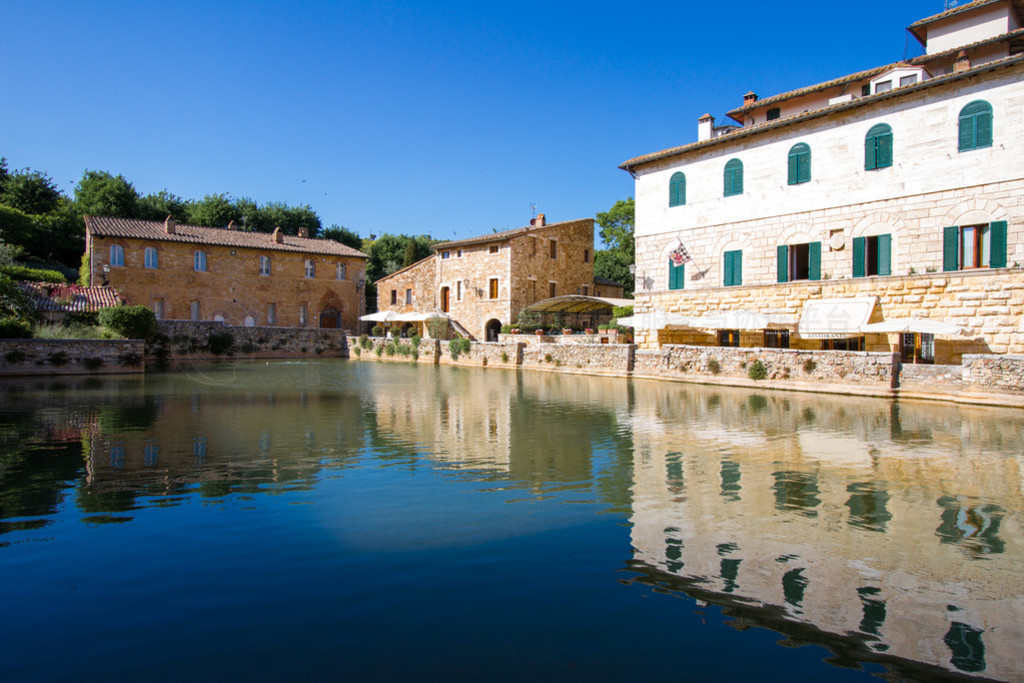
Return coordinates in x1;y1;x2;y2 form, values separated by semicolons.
0;339;145;376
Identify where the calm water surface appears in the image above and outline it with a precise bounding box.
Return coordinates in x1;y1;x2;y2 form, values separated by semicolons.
0;360;1021;682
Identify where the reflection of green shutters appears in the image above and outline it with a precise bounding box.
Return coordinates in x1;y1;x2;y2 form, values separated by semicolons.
724;159;743;196
959;101;993;151
669;259;685;290
809;242;821;281
877;234;891;275
990;220;1007;268
723;250;742;287
943;226;959;271
669;172;686;207
788;143;811;185
777;245;789;283
852;236;866;278
865;124;893;170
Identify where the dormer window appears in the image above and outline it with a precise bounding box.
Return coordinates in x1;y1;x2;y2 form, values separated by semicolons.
766;108;781;121
874;80;892;94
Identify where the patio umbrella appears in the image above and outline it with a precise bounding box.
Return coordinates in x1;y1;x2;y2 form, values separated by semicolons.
359;310;401;322
615;311;690;330
689;310;797;331
860;317;963;336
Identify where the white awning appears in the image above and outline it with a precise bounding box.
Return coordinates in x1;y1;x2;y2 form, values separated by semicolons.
394;311;449;322
861;317;962;337
616;310;690;330
797;297;877;339
360;310;402;322
689;310;798;331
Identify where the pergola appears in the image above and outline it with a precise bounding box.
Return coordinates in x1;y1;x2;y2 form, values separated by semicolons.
521;295;633;330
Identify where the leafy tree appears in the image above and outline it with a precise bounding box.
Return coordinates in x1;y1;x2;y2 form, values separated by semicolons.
98;305;158;340
186;193;241;227
0;237;25;266
365;234;433;285
73;170;140;218
594;249;633;298
402;239;419;268
321;224;363;251
0;273;35;322
595;197;635;261
234;197;262;231
0;167;63;215
258;202;321;236
138;190;190;223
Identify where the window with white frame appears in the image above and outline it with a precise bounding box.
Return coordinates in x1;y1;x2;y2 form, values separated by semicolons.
190;301;200;321
336;263;346;280
304;259;315;278
144;247;159;269
259;255;271;276
193;250;207;272
109;244;125;267
299;304;308;326
267;302;277;325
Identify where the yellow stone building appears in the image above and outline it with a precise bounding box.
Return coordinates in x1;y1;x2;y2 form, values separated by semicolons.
85;216;368;330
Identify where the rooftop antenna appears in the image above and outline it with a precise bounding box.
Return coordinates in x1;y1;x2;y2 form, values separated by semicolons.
530;203;537;219
944;0;958;9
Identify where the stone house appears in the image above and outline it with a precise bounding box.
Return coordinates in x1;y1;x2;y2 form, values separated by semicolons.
85;216;368;330
374;215;625;340
621;0;1024;363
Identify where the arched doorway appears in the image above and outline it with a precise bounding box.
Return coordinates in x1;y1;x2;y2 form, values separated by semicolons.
244;316;256;327
440;287;450;313
320;307;340;329
485;319;502;342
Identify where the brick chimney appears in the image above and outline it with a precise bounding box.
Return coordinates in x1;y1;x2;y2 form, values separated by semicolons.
743;91;757;105
272;227;284;244
531;213;546;227
298;227;309;238
227;220;236;230
698;113;715;142
954;50;971;73
164;215;176;234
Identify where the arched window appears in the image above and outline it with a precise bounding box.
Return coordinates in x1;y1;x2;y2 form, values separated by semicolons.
787;143;811;185
669;172;686;207
958;100;992;152
724;159;743;196
865;124;893;170
109;244;124;267
144;247;159;269
304;259;315;278
193;250;207;272
259;255;271;276
336;263;346;280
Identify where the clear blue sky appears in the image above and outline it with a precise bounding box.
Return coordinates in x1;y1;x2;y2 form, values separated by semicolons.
2;0;944;244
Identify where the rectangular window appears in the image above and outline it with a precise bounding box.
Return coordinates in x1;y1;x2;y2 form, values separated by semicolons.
144;247;159;269
549;240;557;259
267;303;277;325
299;304;308;326
405;288;412;304
899;74;917;87
763;330;789;348
852;235;892;277
442;251;450;259
581;284;589;295
336;263;346;280
861;84;870;96
549;281;556;298
489;278;499;300
583;249;590;263
777;242;821;282
153;298;164;320
456;281;462;301
901;332;934;364
944;222;1007;271
259;256;271;276
874;80;892;94
457;249;463;258
669;260;685;290
718;330;740;347
489;245;499;254
190;301;200;321
529;279;536;301
305;260;315;278
723;250;742;287
821;337;864;351
767;107;781;121
390;290;397;305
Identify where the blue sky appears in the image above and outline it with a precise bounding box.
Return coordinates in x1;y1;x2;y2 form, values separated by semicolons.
2;0;944;243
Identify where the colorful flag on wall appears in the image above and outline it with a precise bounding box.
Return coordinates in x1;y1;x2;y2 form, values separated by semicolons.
669;243;692;266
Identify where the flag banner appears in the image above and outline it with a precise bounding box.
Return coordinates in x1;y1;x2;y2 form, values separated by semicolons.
669;243;692;266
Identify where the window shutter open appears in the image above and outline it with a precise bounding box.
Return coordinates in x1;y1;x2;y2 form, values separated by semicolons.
943;226;959;271
977;110;993;148
788;150;798;185
878;234;891;276
852;236;866;278
865;136;876;170
733;250;742;286
877;132;893;168
989;221;1007;268
809;242;822;281
777;245;789;283
958;113;976;151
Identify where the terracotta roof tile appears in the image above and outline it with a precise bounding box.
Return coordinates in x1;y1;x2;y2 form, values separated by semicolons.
85;216;368;259
908;0;1024;44
432;218;594;250
21;282;124;313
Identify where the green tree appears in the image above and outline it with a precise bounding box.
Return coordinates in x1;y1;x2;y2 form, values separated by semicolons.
138;190;190;223
594;249;633;298
0;167;63;215
594;197;635;297
186;193;241;227
321;224;363;251
366;234;433;284
73;170;140;218
258;202;321;236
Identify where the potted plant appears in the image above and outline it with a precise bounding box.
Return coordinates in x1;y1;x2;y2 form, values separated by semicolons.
510;328;520;334
534;329;545;336
584;328;595;334
562;328;573;335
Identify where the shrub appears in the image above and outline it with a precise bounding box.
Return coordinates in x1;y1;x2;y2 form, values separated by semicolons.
612;305;634;319
802;358;817;374
500;324;512;334
747;359;767;381
374;344;383;357
0;317;32;338
544;353;553;363
427;316;450;339
500;351;509;363
410;335;421;348
0;264;65;283
83;357;104;371
98;306;158;340
481;356;488;367
207;331;234;355
79;251;91;286
411;348;419;362
64;311;99;326
240;342;258;354
371;324;385;337
353;345;361;357
48;351;69;366
707;357;721;375
389;325;402;338
5;350;27;364
385;341;397;356
359;334;371;349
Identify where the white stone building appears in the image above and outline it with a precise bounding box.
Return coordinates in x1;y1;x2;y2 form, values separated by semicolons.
621;0;1024;362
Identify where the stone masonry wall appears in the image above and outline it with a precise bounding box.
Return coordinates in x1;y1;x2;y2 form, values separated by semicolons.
0;339;145;376
521;343;633;375
346;336;440;364
962;354;1024;393
154;320;349;361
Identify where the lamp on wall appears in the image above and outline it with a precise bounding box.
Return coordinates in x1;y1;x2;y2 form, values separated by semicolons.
101;264;110;287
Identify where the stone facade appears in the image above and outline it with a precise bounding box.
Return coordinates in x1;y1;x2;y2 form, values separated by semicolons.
152;320;350;361
623;4;1024;359
0;339;145;376
375;215;624;340
86;216;368;331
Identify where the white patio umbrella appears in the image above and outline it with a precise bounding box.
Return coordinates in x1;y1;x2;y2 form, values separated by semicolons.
615;311;690;330
359;310;402;322
860;317;963;336
689;310;797;331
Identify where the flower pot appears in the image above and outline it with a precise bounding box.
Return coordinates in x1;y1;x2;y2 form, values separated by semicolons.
534;329;544;336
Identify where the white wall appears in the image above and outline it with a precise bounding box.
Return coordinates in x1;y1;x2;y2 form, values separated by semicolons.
926;3;1015;54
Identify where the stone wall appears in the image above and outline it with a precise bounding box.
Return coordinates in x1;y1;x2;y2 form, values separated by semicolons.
899;362;964;391
154;320;349;361
437;341;522;368
962;354;1024;393
0;339;145;376
521;343;633;375
346;336;440;364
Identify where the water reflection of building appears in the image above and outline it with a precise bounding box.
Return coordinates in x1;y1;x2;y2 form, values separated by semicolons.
626;381;1024;681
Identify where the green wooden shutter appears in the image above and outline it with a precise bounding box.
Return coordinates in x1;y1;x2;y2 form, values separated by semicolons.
669;172;685;207
866;124;892;170
958;113;976;151
799;147;810;183
789;144;810;185
669;259;685;290
723;252;733;286
989;221;1007;268
976;109;993;148
777;245;789;283
878;234;891;276
723;250;742;286
809;242;821;281
724;160;743;196
943;226;960;271
733;250;742;286
877;132;893;168
788;149;798;185
865;134;877;170
852;236;866;278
